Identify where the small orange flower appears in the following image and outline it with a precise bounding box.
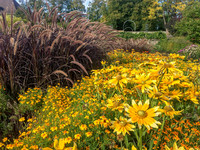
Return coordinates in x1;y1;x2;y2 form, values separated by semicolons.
80;124;87;130
85;132;93;137
41;132;48;139
21;146;28;150
50;126;58;131
74;134;81;140
30;145;39;150
2;137;8;142
64;137;72;144
19;117;25;122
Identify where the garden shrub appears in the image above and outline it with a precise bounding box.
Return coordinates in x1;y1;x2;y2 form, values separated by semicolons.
175;1;200;44
154;36;192;53
0;15;26;29
0;88;20;140
178;44;200;60
0;87;44;142
118;31;166;40
0;5;118;98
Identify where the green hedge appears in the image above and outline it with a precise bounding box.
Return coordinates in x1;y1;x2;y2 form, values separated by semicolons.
118;31;167;40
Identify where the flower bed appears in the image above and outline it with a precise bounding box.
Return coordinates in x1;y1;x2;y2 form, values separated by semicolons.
1;50;199;150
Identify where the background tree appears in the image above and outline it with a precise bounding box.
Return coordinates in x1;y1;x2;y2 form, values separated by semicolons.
175;1;200;43
87;0;106;22
70;0;85;12
146;0;187;35
105;0;137;30
131;0;164;31
27;0;46;10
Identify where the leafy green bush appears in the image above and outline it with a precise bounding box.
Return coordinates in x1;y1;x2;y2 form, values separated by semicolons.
118;31;166;40
0;6;118;98
175;1;200;44
153;36;192;53
0;88;19;140
0;14;26;29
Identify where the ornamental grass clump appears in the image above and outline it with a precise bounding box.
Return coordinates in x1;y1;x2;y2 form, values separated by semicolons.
1;50;199;150
178;44;200;60
0;4;118;98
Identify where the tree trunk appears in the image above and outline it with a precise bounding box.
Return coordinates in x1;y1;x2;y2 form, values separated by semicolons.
163;10;172;38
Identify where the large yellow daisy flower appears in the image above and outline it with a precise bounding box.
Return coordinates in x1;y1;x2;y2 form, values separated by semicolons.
125;100;161;130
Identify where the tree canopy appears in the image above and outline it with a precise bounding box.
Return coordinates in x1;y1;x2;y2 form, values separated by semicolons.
87;0;200;32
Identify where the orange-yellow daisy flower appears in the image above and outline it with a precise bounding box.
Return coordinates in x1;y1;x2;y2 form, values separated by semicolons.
165;142;194;150
108;73;129;88
106;95;124;112
133;73;155;93
125;100;161;130
111;116;135;136
159;104;182;119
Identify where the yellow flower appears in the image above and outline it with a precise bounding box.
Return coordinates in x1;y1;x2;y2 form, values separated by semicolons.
21;146;29;150
106;95;124;112
125;100;161;130
19;117;25;122
111;116;135;136
85;132;93;137
64;137;72;144
6;144;14;149
159;104;182;119
165;142;194;150
133;73;155;93
74;134;81;140
108;73;129;88
93;119;100;126
50;126;58;131
148;85;163;99
0;142;4;148
41;132;48;139
80;124;87;130
30;145;39;149
2;137;8;142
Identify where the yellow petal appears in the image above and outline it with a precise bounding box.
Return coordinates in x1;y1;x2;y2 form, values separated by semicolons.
42;148;53;150
179;147;185;150
173;142;178;150
54;139;59;149
165;145;170;150
132;145;137;150
58;139;65;149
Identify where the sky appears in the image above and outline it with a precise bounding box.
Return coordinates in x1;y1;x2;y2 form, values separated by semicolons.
16;0;93;9
84;0;92;8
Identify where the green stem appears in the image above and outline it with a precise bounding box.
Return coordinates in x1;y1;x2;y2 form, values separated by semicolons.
125;134;129;149
149;130;154;150
120;141;123;150
138;127;143;150
154;115;166;149
157;69;166;89
134;130;139;142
